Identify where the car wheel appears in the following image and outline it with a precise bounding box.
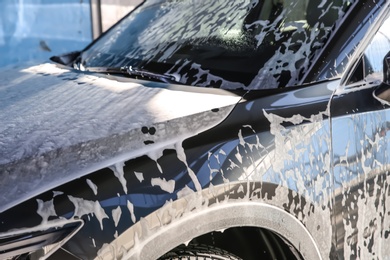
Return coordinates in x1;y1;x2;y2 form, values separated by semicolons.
159;244;242;260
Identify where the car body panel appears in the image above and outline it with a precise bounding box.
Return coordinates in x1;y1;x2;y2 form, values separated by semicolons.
331;84;390;258
95;78;337;258
0;63;241;212
1;78;338;259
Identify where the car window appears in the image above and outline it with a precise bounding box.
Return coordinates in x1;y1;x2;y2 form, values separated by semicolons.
80;0;351;90
348;16;390;84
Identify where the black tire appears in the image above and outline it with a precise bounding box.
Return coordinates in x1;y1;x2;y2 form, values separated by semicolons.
159;244;243;260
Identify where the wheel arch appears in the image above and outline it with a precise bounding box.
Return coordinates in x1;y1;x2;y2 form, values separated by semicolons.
97;196;322;260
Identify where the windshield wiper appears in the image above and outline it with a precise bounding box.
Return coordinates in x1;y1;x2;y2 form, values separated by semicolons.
83;66;180;84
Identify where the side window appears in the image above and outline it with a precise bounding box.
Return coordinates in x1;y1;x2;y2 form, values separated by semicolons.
349;16;390;84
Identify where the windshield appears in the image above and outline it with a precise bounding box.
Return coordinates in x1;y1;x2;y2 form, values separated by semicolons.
79;0;351;90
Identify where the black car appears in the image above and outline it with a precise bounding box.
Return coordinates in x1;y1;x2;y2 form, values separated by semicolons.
1;0;390;259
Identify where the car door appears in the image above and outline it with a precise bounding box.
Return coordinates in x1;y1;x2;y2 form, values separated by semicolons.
330;15;390;259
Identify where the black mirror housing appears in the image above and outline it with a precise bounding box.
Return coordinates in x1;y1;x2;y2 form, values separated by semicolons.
383;50;390;85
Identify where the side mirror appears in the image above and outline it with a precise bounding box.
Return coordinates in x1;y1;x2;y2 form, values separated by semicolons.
374;51;390;104
383;50;390;85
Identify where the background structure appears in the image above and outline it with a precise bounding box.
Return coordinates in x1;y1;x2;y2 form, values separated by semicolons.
0;0;142;68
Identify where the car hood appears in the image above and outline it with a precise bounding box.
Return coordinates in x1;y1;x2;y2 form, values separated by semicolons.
0;63;241;212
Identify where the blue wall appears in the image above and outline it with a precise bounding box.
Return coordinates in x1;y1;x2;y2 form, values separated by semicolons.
0;0;92;67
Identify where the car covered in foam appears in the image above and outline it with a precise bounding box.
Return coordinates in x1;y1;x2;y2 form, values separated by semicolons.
1;0;390;259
